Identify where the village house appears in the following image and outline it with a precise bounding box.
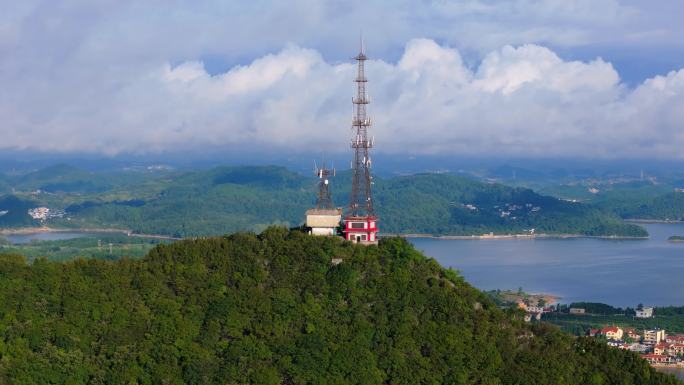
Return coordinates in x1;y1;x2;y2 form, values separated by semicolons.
627;343;649;353
642;354;674;365
668;344;684;356
666;334;684;344
569;307;585;314
525;305;546;314
601;326;623;341
623;328;641;341
654;343;669;355
636;307;654;318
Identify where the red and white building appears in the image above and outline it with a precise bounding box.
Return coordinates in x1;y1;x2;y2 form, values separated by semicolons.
601;326;624;340
666;334;684;345
624;328;642;341
344;216;378;244
669;344;684;356
654;343;669;355
642;354;674;365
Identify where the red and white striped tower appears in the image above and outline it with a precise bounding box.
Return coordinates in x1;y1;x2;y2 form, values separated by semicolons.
344;39;378;244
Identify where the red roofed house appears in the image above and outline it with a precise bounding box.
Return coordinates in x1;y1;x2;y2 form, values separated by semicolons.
669;344;684;356
642;354;674;365
601;326;623;340
666;334;684;345
654;343;670;355
624;328;641;341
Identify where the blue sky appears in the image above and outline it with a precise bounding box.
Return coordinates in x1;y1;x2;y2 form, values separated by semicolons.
2;0;684;159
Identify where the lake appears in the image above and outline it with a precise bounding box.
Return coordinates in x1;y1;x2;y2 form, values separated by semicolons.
2;231;121;244
409;223;684;307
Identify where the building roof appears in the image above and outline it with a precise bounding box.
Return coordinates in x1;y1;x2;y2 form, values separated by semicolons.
306;209;342;215
602;326;622;333
642;354;668;359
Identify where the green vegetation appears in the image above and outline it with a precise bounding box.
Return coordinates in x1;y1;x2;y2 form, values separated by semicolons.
668;236;684;242
543;313;684;336
542;304;684;335
0;234;169;262
1;165;647;238
0;228;677;384
484;288;554;307
536;179;684;222
565;302;633;316
606;192;684;221
0;195;38;228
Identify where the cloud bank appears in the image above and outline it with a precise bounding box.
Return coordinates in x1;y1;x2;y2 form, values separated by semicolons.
2;38;684;158
2;1;684;159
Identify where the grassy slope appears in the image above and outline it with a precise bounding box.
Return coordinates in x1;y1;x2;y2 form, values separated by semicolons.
0;229;677;384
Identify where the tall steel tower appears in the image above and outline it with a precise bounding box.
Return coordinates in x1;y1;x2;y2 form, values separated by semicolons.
344;39;378;244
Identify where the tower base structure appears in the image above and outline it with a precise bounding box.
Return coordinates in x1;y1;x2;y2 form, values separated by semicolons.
343;216;378;245
306;208;342;236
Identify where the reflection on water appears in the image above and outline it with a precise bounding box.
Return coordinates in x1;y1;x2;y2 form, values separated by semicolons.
409;223;684;307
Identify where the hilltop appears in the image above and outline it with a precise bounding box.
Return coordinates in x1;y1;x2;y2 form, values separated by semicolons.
0;228;677;384
0;165;646;238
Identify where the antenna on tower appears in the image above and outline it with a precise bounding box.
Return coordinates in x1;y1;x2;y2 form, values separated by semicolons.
360;32;365;55
314;158;335;210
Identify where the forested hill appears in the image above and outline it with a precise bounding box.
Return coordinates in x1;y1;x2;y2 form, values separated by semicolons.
0;165;646;237
0;228;677;384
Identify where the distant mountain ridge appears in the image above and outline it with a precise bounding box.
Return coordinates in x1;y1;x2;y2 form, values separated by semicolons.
0;165;647;238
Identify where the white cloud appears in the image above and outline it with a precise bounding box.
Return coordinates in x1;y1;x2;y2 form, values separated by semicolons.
2;1;684;159
2;37;684;159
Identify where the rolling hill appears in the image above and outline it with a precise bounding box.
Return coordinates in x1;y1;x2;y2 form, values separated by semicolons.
0;229;677;384
0;165;647;238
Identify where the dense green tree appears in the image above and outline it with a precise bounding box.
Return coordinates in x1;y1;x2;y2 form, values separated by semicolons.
0;228;678;384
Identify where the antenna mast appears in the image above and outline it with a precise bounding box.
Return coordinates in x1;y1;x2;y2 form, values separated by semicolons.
349;37;374;216
314;160;335;209
343;37;379;244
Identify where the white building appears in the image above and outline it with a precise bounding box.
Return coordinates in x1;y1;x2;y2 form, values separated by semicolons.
526;306;546;314
627;343;649;353
28;207;50;220
635;307;653;318
644;329;666;345
305;209;342;236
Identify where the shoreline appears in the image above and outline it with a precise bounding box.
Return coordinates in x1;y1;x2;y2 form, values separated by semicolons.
385;233;649;241
0;227;181;241
0;227;658;243
624;219;684;224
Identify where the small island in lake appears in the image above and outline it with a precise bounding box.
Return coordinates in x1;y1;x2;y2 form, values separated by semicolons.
668;236;684;242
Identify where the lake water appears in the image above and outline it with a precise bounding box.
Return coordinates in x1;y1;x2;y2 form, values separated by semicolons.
658;367;684;381
409;223;684;307
2;231;116;244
